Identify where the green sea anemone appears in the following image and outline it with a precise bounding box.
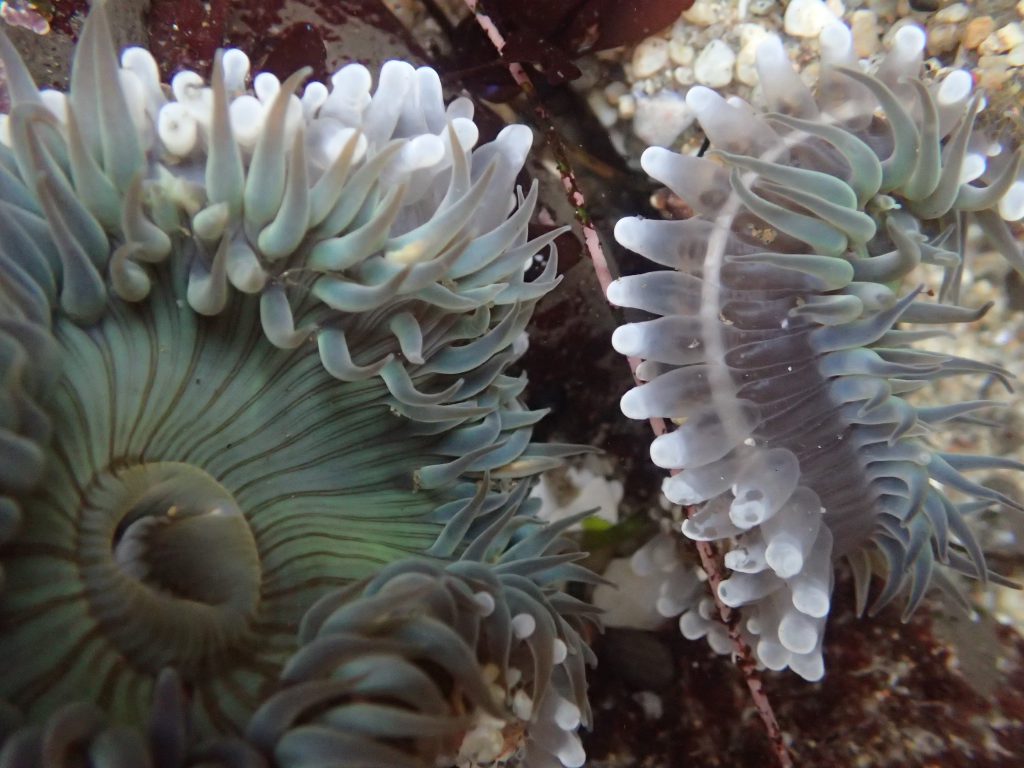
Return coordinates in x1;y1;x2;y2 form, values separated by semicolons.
0;4;595;766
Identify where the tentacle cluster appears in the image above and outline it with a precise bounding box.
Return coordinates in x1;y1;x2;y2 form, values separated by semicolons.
611;22;1024;680
250;510;598;768
0;670;264;768
0;4;594;766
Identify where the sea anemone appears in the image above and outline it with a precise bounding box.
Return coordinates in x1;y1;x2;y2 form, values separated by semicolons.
610;21;1024;681
0;4;596;765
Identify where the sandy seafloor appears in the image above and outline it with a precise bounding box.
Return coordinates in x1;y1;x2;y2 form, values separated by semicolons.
5;0;1024;765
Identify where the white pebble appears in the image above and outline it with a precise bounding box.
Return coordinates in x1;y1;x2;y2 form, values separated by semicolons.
669;39;694;66
694;39;736;88
799;60;821;90
736;22;770;48
784;0;839;38
998;22;1024;50
633;92;694;147
735;26;770;86
682;0;723;26
673;66;694;86
632;36;670;79
934;2;968;23
632;691;664;720
980;32;1008;56
587;91;618;128
603;80;628;105
618;93;636;120
850;10;880;57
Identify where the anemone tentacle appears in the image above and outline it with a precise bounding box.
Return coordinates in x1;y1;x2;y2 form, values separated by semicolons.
611;21;1024;681
0;4;594;765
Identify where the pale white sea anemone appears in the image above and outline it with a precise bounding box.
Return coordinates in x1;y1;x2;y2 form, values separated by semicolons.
611;21;1024;681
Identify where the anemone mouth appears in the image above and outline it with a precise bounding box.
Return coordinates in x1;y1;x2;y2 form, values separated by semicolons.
84;461;261;675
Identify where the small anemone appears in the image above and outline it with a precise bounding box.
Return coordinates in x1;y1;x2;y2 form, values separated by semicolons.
610;21;1024;680
250;512;599;768
0;3;595;765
